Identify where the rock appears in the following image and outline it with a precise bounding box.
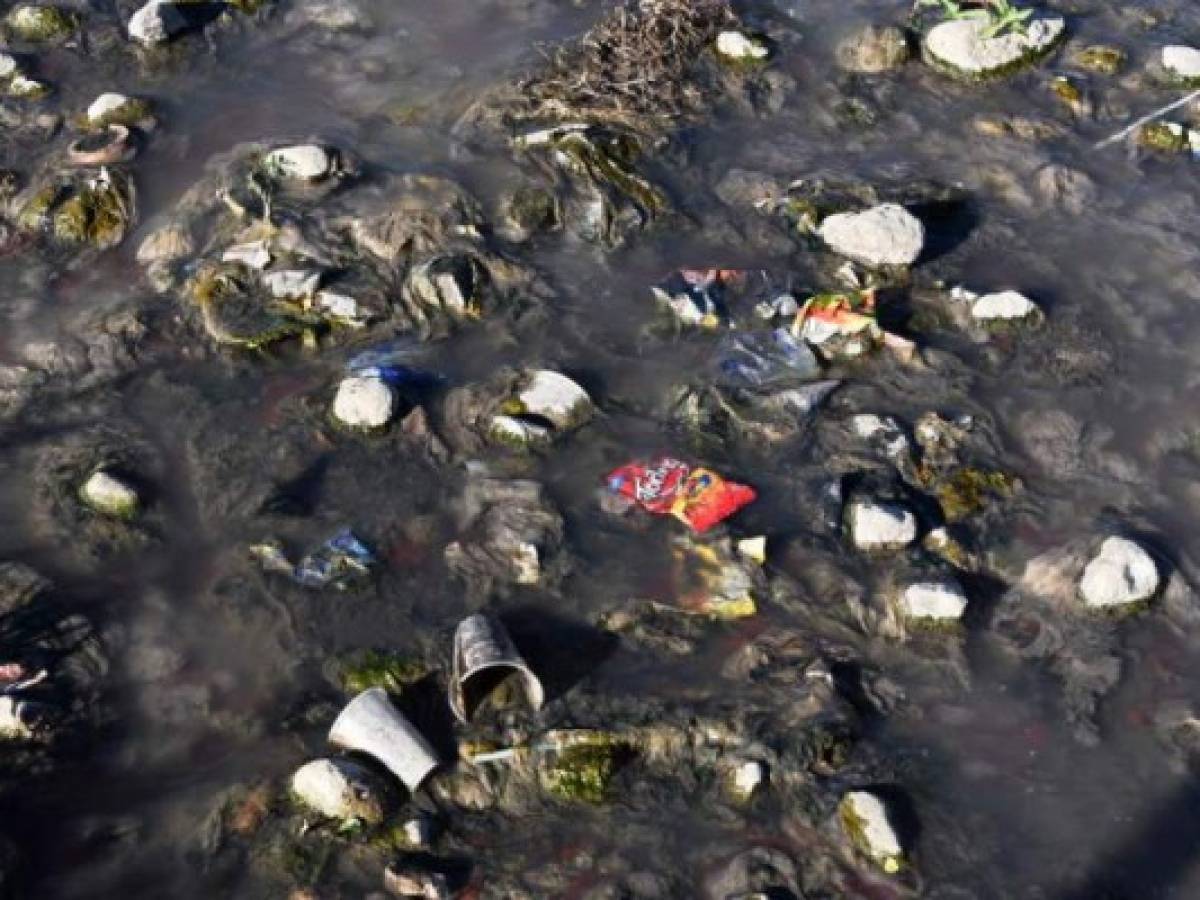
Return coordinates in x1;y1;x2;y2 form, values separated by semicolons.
1163;45;1200;84
836;25;911;74
1034;164;1097;215
137;224;194;266
333;375;396;430
86;93;152;128
0;696;41;740
127;1;189;47
728;759;767;800
818;204;924;267
900;580;968;621
222;241;271;269
81;470;140;518
290;757;391;824
6;4;76;43
87;94;131;125
923;15;1067;80
970;290;1042;324
264;144;333;182
262;269;322;299
383;864;450;899
515;370;593;430
0;53;16;80
840;790;905;873
848;498;917;551
488;415;551;448
1074;45;1125;75
1079;537;1159;609
715;30;768;62
400;815;438;849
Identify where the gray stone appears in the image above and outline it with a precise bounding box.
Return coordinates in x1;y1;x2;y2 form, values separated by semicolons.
264;144;333;182
837;25;911;74
840;789;905;872
900;580;968;621
81;470;140;518
924;15;1066;79
1079;537;1160;609
818;204;924;267
970;290;1042;323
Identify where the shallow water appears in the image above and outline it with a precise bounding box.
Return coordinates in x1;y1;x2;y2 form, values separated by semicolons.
4;0;1200;898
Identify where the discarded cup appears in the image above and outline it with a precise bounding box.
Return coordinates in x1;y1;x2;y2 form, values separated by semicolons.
449;613;545;723
328;688;439;791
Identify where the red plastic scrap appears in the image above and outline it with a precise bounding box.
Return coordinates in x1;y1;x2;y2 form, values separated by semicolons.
605;457;757;532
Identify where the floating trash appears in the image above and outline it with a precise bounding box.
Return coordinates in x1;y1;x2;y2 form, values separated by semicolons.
328;687;440;792
606;457;756;533
250;528;376;589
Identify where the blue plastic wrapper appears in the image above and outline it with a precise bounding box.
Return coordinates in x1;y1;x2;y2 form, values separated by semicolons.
346;340;444;389
294;529;376;588
253;529;377;589
714;328;821;388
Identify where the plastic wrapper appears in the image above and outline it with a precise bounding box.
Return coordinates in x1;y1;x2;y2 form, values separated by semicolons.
713;327;822;388
250;528;376;589
605;457;756;532
346;339;444;389
791;289;915;362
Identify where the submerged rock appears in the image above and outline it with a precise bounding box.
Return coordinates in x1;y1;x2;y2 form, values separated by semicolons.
1079;537;1159;609
818;203;924;267
127;1;189;47
923;15;1066;80
836;24;911;73
264;144;335;183
290;757;391;824
1163;45;1200;85
5;4;77;44
839;789;905;873
86;93;154;129
715;30;768;62
81;470;139;519
332;375;396;431
970;290;1042;324
847;497;917;551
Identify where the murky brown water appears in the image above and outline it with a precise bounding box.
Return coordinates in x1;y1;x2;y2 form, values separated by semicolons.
4;0;1200;898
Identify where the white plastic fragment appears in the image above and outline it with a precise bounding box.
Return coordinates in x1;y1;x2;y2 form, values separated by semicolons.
333;375;396;430
1079;537;1160;609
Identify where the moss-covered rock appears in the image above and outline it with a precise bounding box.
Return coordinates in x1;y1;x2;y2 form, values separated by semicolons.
336;651;427;696
933;467;1016;523
1074;44;1125;75
1138;122;1189;153
539;733;627;803
4;4;78;44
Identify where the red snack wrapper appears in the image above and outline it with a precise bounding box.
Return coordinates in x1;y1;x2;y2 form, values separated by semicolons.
605;457;756;532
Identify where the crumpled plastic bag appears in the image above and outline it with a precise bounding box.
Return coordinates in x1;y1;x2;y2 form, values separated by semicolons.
713;327;821;388
791;289;915;362
251;528;376;589
346;339;444;389
605;457;756;533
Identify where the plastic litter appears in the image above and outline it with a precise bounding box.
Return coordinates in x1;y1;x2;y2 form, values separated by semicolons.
713;327;821;388
346;339;444;389
328;687;440;791
449;613;544;723
792;289;915;362
250;528;376;589
605;457;757;532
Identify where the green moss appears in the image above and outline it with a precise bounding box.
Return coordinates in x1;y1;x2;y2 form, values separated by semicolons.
1050;75;1082;106
804;721;855;773
935;467;1016;523
541;743;620;804
5;5;77;43
1074;45;1125;75
192;265;307;349
507;185;558;234
1138;122;1188;153
88;98;153;129
17;183;62;231
51;177;133;249
338;651;426;696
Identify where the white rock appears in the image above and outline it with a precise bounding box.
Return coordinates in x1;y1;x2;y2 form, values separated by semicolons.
263;269;322;299
291;757;389;824
517;370;593;430
924;15;1066;79
818;204;924;267
87;93;133;124
82;470;140;517
716;30;768;61
1163;45;1200;81
488;415;551;447
401;815;437;848
7;75;45;97
264;144;332;182
0;53;18;79
137;224;193;265
128;1;189;47
970;290;1041;322
841;790;904;871
730;759;767;799
333;375;396;430
222;241;271;270
316;291;364;324
1079;537;1159;609
901;580;968;621
849;498;917;551
851;413;910;459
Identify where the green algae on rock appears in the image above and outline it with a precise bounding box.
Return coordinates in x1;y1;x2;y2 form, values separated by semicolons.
922;13;1067;81
4;4;78;44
